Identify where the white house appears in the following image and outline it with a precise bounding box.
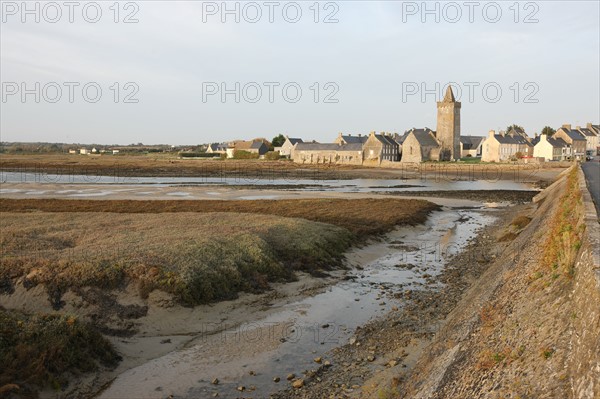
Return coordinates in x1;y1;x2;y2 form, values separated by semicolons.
459;136;484;158
532;134;571;161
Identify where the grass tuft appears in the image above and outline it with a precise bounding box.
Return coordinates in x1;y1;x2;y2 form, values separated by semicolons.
0;308;121;393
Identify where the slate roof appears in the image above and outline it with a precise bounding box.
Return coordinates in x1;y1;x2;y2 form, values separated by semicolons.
557;128;587;141
392;132;409;145
340;135;368;144
460;136;484;150
532;136;569;148
507;126;526;136
295;143;363;152
577;128;597;137
286;137;304;145
208;143;229;151
495;134;532;145
551;137;570;148
373;134;399;147
338;143;364;151
404;128;439;147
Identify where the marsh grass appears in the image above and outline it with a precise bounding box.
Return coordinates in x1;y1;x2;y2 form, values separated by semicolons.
0;308;120;393
0;198;439;238
0;212;357;305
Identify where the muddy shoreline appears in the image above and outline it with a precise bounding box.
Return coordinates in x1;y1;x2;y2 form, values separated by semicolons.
270;204;523;398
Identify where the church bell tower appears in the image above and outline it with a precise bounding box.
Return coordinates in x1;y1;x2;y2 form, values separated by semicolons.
436;86;461;161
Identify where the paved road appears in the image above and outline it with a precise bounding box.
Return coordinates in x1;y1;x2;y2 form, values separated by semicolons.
582;159;600;216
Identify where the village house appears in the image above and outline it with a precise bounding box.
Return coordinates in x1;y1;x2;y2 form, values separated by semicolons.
363;132;400;163
532;134;571;161
459;136;484;158
400;128;441;163
292;142;363;165
480;125;534;163
206;143;228;154
79;148;90;155
227;140;269;158
481;130;533;162
575;124;599;155
279;136;304;158
553;125;587;160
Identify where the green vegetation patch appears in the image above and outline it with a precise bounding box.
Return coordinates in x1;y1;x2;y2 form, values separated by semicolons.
0;308;120;393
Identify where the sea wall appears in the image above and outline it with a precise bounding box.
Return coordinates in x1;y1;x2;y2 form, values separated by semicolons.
399;165;600;398
568;166;600;398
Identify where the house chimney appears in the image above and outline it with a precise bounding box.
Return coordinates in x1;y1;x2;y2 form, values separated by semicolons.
587;122;593;129
562;124;571;129
576;125;581;129
358;133;361;137
488;130;496;138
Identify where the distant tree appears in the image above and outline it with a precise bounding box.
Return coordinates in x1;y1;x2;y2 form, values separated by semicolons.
271;134;285;148
506;124;525;133
541;126;556;136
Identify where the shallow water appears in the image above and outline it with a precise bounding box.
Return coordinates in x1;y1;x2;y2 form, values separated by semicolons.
96;207;497;399
0;172;535;193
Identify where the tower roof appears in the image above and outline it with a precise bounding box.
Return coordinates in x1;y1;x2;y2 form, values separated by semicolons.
443;86;456;102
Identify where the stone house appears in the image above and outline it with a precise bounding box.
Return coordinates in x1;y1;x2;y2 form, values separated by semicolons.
363;132;400;162
576;124;599;155
228;140;269;158
292;142;363;165
459;136;484;158
532;134;571;161
401;128;441;163
279;136;303;158
554;125;587;160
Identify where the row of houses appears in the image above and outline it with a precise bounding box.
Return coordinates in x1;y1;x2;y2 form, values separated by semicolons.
205;121;597;165
69;148;120;155
284;122;598;165
480;123;599;162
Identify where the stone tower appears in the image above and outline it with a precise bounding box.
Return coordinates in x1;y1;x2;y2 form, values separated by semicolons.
436;86;461;161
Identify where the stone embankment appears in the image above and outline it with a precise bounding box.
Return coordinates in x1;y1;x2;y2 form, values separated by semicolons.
398;165;599;399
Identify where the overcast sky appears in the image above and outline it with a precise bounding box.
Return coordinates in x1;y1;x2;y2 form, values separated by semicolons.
1;1;599;145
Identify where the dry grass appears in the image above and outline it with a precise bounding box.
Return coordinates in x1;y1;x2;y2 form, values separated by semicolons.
0;154;359;178
510;215;532;230
0;212;356;305
0;198;440;238
535;167;583;283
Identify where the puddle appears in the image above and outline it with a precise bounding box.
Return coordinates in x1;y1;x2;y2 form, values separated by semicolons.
97;208;496;399
166;192;192;197
238;195;280;200
68;191;114;197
